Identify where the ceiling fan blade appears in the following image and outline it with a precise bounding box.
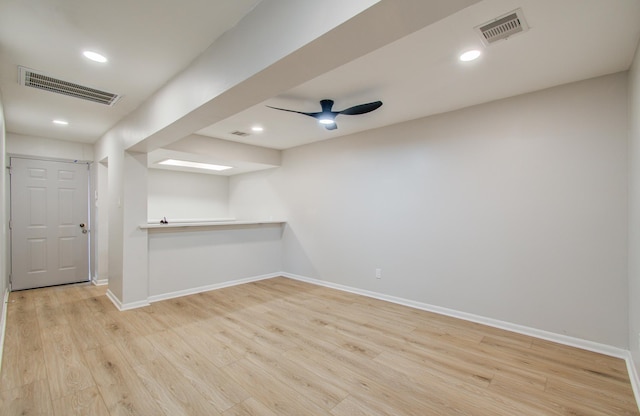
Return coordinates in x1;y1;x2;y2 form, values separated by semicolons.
267;99;380;130
338;101;383;116
266;105;320;118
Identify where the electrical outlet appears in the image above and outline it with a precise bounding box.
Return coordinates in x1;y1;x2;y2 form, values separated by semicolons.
375;268;382;279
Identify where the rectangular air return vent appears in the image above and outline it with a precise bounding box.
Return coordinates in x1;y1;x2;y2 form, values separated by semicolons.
230;130;250;137
18;66;121;106
475;8;529;46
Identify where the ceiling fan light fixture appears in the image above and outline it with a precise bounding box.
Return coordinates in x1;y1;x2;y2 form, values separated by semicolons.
318;117;335;125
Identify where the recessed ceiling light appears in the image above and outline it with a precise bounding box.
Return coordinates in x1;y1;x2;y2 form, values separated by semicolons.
52;119;69;125
251;126;264;132
459;49;481;62
83;50;108;63
158;159;232;171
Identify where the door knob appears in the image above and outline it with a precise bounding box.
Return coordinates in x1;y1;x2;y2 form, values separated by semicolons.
79;223;85;228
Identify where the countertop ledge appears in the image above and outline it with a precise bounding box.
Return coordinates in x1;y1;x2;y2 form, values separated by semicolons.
140;219;286;229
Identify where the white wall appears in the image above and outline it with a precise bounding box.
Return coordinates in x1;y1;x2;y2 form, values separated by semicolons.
0;94;8;336
6;133;93;161
230;73;629;348
145;166;278;299
94;132;125;302
95;161;109;283
91;0;480;307
121;152;148;305
148;224;283;297
147;169;229;221
628;40;640;371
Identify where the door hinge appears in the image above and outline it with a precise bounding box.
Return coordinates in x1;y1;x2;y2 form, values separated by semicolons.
8;220;12;230
6;166;12;175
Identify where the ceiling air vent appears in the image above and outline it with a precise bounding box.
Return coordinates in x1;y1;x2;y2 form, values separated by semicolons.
475;8;529;46
18;66;121;106
230;130;250;137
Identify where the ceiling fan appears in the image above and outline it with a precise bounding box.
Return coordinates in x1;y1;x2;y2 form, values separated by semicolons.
267;99;383;130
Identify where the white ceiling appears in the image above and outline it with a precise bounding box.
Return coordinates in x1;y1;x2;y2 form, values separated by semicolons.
1;0;640;160
0;0;261;143
199;0;640;150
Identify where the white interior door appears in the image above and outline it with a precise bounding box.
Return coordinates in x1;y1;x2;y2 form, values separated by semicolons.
10;157;90;290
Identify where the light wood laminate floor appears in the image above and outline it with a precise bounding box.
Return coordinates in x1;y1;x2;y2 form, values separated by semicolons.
0;277;638;415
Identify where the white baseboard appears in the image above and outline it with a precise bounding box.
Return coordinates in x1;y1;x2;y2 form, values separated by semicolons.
91;276;108;286
625;352;640;412
281;273;628;358
97;271;640;411
147;272;281;304
97;271;640;410
105;289;121;310
106;289;150;311
0;288;9;376
282;272;640;411
105;273;280;311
